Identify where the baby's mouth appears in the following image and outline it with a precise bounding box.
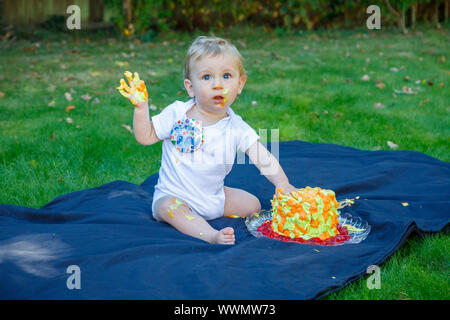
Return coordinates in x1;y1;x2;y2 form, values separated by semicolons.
213;95;224;104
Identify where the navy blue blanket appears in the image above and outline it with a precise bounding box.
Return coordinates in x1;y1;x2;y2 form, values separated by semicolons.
0;141;448;299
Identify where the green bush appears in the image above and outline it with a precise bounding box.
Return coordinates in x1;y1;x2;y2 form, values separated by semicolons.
40;14;67;32
103;0;448;34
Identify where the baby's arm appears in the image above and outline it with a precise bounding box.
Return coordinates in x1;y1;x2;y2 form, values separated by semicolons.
133;101;160;145
246;141;297;193
117;71;160;146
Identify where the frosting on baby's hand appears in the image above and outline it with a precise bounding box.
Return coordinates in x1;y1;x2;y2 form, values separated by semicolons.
116;71;148;106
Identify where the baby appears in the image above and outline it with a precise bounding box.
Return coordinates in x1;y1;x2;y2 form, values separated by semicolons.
118;36;297;244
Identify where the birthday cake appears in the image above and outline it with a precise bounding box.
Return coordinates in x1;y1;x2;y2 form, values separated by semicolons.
270;186;340;240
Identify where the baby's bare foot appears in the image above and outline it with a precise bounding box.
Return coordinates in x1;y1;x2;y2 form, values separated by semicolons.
211;227;235;245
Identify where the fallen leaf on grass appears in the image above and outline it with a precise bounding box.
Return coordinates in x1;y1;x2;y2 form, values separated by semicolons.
149;104;157;111
390;67;399;72
418;99;430;106
115;61;129;67
29;160;38;168
394;86;416;95
402;86;416;94
361;74;370;81
64;92;72;101
121;52;136;58
121;124;133;133
439;82;444;88
63;76;78;82
48;100;56;107
81;94;92;101
237;39;247;48
65;117;73;124
28;72;40;79
387;141;398;149
373;102;386;109
251;101;257;106
66;105;75;113
92;98;100;104
376;82;386;89
22;47;36;53
0;91;5;98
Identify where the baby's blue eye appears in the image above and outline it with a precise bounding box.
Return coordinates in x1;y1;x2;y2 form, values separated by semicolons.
203;75;210;80
224;73;231;79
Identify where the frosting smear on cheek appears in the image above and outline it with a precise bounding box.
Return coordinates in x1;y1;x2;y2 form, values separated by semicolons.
220;88;229;107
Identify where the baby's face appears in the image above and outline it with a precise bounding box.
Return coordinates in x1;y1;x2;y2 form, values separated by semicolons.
184;53;246;115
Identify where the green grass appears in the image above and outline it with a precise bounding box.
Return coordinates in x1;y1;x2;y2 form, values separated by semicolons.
0;25;449;299
325;232;450;300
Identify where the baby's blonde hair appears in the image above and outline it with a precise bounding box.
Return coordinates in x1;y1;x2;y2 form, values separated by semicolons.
184;36;246;80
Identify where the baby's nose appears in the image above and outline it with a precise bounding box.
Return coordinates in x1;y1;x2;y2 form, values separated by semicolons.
213;82;223;89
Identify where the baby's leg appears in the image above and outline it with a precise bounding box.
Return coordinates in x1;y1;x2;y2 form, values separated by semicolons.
223;186;261;218
154;196;235;245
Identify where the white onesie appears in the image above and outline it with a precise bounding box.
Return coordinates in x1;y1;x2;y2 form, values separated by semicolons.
151;98;259;220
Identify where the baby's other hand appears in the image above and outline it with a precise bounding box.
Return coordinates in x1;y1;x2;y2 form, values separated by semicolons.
275;182;297;197
116;71;149;107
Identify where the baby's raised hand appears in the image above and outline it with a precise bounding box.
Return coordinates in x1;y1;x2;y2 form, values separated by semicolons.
116;71;148;107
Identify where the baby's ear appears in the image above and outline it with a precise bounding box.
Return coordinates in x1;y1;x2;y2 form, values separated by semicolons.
237;74;247;94
184;78;195;98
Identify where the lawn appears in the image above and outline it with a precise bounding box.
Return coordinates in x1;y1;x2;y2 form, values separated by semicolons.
0;25;449;299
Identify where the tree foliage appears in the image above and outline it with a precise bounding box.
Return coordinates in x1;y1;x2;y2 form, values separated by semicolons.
103;0;449;34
